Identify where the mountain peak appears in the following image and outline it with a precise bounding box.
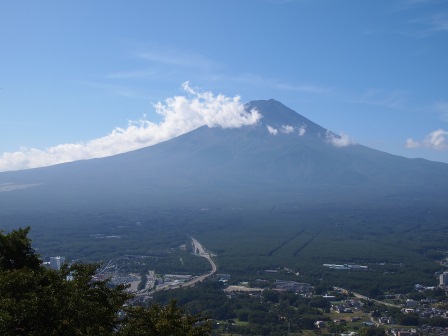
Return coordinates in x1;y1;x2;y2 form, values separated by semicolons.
246;99;328;137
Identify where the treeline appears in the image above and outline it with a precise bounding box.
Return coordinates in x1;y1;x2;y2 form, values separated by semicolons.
20;204;448;297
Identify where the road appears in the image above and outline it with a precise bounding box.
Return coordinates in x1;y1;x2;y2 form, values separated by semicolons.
185;237;217;285
335;287;401;308
191;237;217;272
137;237;217;296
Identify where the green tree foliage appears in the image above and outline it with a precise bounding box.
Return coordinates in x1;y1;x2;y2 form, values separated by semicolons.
1;263;131;335
427;287;447;300
152;281;323;335
0;227;40;271
327;320;347;334
308;296;331;309
359;326;386;336
120;301;211;336
396;313;420;326
427;316;448;327
0;227;211;336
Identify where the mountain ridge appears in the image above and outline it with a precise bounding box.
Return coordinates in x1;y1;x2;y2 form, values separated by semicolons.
1;99;447;213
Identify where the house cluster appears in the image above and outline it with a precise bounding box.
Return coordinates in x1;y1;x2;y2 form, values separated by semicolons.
419;325;448;335
109;273;140;287
272;280;313;295
414;284;436;291
387;329;417;336
216;273;231;283
163;274;192;283
399;298;448;319
154;274;192;290
402;306;448;319
323;263;368;271
331;299;364;314
377;316;397;325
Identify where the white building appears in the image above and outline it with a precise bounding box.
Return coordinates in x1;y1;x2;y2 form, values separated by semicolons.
439;272;448;286
50;256;65;270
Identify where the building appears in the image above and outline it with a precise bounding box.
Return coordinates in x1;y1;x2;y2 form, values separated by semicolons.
273;280;313;294
439;272;448;286
50;256;65;270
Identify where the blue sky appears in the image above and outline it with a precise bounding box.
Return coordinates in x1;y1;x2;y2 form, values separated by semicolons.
1;0;447;171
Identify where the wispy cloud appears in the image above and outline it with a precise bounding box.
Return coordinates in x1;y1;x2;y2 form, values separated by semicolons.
276;82;329;94
433;101;448;122
0;83;260;172
401;12;448;37
406;138;421;148
267;125;278;135
280;125;294;134
390;0;448;37
406;129;448;150
398;0;441;9
105;47;217;82
267;124;307;136
266;0;310;4
354;89;409;110
107;69;162;80
393;0;445;14
416;13;448;33
137;48;217;70
81;82;151;100
214;73;330;95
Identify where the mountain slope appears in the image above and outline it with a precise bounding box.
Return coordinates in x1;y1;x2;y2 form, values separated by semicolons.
1;99;448;212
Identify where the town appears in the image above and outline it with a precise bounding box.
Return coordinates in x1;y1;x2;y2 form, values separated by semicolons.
44;239;448;336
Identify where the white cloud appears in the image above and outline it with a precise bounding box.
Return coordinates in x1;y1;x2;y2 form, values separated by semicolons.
267;125;278;135
280;125;294;134
407;129;448;150
0;82;261;172
406;138;421;148
326;131;356;147
268;124;307;136
427;129;448;149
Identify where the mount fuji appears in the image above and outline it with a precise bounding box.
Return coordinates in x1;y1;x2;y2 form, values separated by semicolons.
1;99;448;214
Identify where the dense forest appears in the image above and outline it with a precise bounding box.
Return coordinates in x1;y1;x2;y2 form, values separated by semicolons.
10;203;446;295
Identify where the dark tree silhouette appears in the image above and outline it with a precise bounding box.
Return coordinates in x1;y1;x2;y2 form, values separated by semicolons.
0;227;211;336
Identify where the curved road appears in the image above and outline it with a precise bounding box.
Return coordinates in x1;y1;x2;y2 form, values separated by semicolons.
335;287;401;308
137;237;217;296
188;237;217;283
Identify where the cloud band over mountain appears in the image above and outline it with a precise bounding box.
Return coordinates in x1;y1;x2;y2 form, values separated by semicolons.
0;83;260;172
